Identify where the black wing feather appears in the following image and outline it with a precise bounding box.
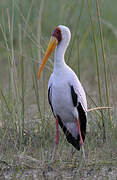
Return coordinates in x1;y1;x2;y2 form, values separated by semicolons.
71;85;77;107
77;102;87;142
71;85;87;142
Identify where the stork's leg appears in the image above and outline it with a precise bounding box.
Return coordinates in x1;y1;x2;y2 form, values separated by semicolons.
52;116;59;159
77;118;85;160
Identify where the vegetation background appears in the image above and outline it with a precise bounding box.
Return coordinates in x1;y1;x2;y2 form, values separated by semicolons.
0;0;117;179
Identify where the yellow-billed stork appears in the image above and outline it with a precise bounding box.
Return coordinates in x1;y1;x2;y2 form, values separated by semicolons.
38;25;87;159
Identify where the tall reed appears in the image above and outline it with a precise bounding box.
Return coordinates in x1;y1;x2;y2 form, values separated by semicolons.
88;0;106;141
95;0;112;125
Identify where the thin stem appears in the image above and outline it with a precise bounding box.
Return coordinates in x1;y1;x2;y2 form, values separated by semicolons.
67;0;85;63
96;0;112;125
19;24;25;138
87;106;112;112
88;0;106;141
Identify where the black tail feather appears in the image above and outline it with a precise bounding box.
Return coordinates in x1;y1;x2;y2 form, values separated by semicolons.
57;102;87;151
57;115;80;151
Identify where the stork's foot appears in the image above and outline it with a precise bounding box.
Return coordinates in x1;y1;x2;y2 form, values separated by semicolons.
80;140;85;160
51;144;57;160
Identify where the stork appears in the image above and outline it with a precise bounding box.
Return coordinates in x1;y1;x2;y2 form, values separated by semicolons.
38;25;87;159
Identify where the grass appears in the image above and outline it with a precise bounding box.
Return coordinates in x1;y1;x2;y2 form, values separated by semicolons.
0;0;117;179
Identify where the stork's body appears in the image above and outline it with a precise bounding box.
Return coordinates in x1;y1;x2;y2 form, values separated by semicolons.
38;25;87;159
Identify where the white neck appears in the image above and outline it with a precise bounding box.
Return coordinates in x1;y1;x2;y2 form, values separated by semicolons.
53;41;68;72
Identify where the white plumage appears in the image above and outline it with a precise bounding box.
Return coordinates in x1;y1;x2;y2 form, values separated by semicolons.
48;65;87;136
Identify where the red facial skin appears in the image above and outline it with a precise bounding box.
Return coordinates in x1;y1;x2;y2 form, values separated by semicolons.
52;27;62;43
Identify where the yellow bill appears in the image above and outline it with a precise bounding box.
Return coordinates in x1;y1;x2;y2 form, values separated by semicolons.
37;36;58;79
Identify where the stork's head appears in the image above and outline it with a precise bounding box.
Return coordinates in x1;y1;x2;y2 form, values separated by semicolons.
37;25;71;78
53;25;71;45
